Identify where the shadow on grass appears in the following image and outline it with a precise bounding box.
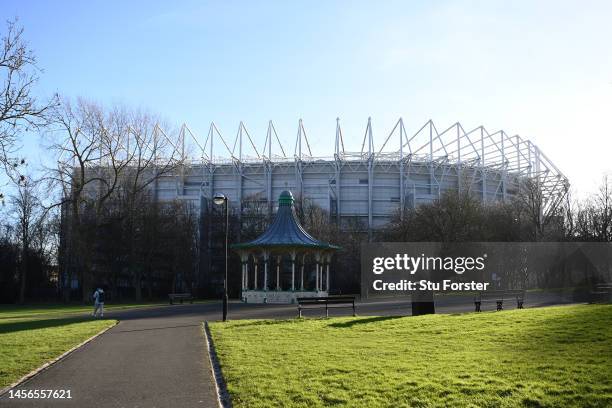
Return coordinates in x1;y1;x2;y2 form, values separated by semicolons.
0;317;110;334
219;319;304;329
210;315;408;330
327;315;405;328
512;304;612;348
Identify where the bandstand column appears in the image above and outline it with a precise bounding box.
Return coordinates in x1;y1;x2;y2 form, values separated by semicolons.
244;257;249;290
276;256;281;290
290;251;296;291
263;251;269;291
239;252;248;292
241;263;245;290
315;252;322;291
300;254;306;290
326;258;330;292
253;256;258;290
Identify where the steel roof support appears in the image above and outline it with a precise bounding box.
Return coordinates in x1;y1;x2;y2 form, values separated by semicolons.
399;118;405;220
456;123;462;194
335;118;343;225
142;118;568;221
366;118;374;239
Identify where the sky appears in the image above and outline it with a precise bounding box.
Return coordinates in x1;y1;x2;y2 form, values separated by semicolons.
2;0;612;197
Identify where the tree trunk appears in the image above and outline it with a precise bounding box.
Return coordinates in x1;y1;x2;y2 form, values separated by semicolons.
81;269;91;304
134;270;142;301
62;266;72;303
18;250;27;304
146;270;153;300
108;279;118;303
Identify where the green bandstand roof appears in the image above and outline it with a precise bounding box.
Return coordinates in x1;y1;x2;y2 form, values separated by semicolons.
231;191;340;251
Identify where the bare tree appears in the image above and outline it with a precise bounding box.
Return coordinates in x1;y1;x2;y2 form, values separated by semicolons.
295;196;337;243
1;18;56;186
47;98;184;301
240;192;271;239
567;176;612;242
47;98;132;301
382;191;486;242
591;176;612;242
115;111;182;300
10;175;46;303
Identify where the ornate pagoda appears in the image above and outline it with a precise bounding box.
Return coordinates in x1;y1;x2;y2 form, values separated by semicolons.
231;190;340;304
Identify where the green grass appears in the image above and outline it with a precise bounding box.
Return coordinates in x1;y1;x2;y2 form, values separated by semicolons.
0;307;117;388
209;304;612;408
0;302;170;321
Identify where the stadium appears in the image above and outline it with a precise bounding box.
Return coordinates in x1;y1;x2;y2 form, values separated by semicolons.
69;117;570;297
152;117;569;231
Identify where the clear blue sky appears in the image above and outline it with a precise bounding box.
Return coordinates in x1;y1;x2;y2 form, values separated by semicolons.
2;0;612;196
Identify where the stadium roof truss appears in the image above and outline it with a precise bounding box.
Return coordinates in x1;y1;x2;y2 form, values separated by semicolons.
169;118;568;219
65;117;566;222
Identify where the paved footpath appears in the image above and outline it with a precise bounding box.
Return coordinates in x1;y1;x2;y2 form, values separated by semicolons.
0;292;576;407
0;304;222;408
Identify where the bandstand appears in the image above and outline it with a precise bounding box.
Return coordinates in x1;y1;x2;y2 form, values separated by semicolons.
231;191;340;304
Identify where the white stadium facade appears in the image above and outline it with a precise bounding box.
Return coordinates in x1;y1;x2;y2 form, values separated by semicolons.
152;118;569;232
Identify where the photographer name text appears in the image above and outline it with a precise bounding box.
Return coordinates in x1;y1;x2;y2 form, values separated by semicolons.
372;279;490;291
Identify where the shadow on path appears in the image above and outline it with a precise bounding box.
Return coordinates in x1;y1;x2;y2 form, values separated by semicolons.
112;323;201;333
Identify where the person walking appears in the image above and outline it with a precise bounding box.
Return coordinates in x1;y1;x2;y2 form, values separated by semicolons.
92;287;105;318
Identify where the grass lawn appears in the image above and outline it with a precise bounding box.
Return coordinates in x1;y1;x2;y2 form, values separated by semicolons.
0;306;117;388
209;304;612;408
0;301;172;322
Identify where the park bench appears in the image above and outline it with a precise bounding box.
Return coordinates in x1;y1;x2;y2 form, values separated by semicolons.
474;290;525;312
168;293;194;305
590;283;612;303
297;296;356;318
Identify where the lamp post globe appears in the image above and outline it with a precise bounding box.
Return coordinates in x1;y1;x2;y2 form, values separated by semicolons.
213;193;229;321
213;193;227;206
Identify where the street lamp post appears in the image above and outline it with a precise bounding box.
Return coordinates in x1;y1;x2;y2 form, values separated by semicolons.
213;193;229;322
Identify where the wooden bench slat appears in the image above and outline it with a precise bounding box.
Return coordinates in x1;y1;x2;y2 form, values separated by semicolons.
297;296;356;318
168;293;194;305
590;283;611;304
